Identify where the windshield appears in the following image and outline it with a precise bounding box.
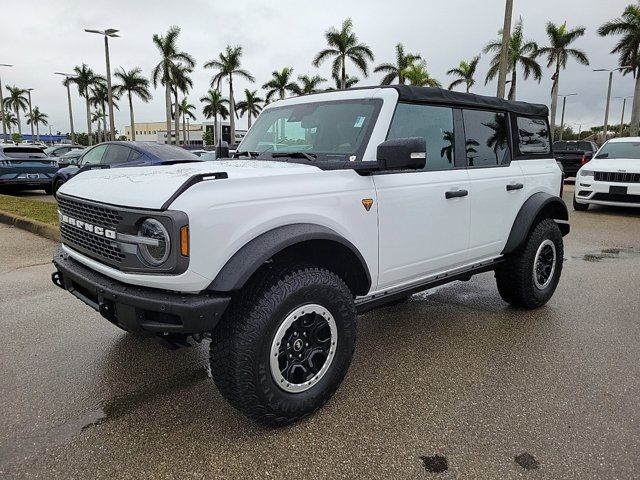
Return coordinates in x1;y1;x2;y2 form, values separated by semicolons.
237;99;382;161
595;141;640;159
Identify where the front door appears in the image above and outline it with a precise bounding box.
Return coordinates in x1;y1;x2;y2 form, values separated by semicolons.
374;103;470;291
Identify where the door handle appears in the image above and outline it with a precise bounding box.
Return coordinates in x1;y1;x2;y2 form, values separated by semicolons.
445;189;469;199
506;183;524;191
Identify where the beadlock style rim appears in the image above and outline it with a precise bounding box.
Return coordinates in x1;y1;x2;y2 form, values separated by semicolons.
270;304;337;393
533;239;557;290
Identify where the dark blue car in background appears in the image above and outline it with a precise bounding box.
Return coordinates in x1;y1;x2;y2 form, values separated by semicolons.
52;141;201;196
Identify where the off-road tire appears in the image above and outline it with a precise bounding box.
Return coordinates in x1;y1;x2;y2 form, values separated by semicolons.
210;264;357;426
495;218;563;309
573;194;588;211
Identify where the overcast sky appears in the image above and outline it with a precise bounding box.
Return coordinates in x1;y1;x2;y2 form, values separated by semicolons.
2;0;635;135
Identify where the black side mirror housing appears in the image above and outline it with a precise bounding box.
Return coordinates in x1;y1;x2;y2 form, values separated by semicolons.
215;141;230;159
376;137;426;171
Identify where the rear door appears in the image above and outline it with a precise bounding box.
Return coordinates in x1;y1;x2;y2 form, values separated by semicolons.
463;109;526;261
374;103;471;290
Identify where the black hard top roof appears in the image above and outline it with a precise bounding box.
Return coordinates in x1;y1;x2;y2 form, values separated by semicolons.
388;85;548;117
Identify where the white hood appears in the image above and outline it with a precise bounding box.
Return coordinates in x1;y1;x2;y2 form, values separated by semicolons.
58;160;320;209
586;158;640;173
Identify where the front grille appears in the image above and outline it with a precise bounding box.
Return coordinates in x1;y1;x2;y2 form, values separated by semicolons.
60;223;126;263
592;193;640;203
57;196;123;228
594;171;640;183
58;196;125;264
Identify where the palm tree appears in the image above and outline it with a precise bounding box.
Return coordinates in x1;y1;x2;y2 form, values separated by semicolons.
171;63;193;144
90;81;116;142
26;106;48;141
313;18;374;89
403;61;441;87
205;45;255;145
3;86;28;135
292;75;327;95
152;26;195;144
179;97;196;145
537;21;589;135
447;56;481;92
263;67;298;102
331;74;360;90
200;89;230;145
484;19;542;101
374;43;422;85
113;67;152;141
1;110;18;134
92;109;105;144
235;89;263;128
598;3;640;135
71;64;101;145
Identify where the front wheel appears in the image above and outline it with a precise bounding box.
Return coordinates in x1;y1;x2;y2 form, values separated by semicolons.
210;264;357;426
52;179;65;198
495;218;564;309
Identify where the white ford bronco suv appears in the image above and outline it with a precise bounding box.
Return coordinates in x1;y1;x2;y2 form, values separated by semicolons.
52;86;569;425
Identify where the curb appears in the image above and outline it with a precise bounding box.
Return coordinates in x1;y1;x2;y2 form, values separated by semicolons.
0;210;60;242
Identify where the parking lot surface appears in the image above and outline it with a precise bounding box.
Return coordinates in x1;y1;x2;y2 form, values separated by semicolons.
1;186;639;479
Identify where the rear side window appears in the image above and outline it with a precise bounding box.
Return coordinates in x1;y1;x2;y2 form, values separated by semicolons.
463;110;510;167
517;117;550;154
387;103;455;171
102;145;131;165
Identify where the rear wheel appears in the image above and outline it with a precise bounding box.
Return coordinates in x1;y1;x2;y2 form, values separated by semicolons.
210;264;357;426
573;194;588;211
495;218;563;309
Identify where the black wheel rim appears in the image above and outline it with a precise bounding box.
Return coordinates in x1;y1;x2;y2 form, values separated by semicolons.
270;304;337;393
533;239;556;290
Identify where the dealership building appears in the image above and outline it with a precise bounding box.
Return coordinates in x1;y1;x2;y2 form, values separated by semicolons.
124;121;245;145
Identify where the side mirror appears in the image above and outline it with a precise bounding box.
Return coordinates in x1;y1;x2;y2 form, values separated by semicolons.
215;141;230;159
377;137;426;171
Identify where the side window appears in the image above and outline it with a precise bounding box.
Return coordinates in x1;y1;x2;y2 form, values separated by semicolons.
128;149;145;162
387;103;455;171
101;145;131;165
80;145;108;165
463;110;510;167
517;117;550;155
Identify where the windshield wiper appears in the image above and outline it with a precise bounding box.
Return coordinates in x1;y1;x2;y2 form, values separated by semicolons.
232;150;260;158
271;152;318;161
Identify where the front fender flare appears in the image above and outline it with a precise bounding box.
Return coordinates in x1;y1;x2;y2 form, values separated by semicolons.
502;192;569;255
208;223;371;293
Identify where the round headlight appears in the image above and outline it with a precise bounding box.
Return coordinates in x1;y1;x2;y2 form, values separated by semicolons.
138;218;170;266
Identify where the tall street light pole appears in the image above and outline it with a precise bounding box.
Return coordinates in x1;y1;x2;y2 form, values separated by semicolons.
594;67;630;142
496;0;514;99
615;95;633;137
558;93;577;141
55;72;76;144
26;88;34;139
0;63;13;143
85;28;119;139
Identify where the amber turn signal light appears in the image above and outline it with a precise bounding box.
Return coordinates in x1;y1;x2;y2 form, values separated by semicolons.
180;226;189;256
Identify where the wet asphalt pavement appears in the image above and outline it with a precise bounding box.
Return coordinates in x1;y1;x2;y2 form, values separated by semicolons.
1;185;639;479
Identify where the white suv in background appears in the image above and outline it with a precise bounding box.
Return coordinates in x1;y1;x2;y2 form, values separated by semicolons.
574;137;640;210
52;86;569;425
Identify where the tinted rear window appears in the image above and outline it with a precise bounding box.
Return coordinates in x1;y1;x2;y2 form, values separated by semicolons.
135;143;200;160
1;147;47;158
552;141;593;152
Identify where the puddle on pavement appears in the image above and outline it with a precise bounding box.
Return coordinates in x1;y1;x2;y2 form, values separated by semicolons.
420;455;448;473
572;247;640;263
514;452;540;470
0;366;208;468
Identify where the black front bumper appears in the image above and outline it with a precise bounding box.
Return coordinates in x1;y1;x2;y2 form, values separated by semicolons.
52;247;231;335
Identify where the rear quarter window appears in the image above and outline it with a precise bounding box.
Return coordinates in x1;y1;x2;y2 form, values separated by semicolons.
517;117;550;155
